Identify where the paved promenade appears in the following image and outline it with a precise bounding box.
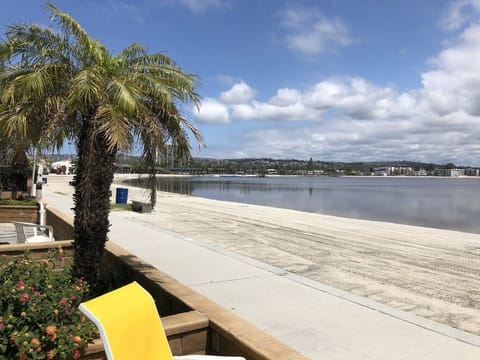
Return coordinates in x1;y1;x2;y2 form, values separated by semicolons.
42;175;480;359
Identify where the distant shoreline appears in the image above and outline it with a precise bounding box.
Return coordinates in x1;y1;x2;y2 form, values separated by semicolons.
117;173;480;234
113;173;480;179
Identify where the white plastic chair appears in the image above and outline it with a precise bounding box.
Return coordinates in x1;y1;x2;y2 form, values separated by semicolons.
14;222;54;243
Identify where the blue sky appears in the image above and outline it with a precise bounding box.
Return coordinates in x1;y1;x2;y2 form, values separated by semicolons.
2;1;480;165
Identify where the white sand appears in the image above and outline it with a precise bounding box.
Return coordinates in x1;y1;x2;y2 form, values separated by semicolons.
46;174;480;335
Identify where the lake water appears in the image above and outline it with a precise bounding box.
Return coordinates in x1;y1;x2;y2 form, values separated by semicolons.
126;176;480;234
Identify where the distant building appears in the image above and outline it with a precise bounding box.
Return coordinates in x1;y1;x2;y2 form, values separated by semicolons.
435;168;465;177
114;164;132;173
51;160;73;175
389;166;413;176
464;168;480;177
373;167;388;176
413;169;428;176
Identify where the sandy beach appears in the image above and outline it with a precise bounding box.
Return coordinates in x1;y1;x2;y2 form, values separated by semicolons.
46;174;480;336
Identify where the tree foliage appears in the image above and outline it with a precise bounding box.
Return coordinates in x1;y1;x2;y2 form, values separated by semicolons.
0;3;203;288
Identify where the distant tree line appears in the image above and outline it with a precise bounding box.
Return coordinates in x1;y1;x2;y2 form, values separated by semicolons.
115;156;466;176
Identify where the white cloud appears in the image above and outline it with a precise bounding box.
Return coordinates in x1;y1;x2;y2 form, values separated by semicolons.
440;0;480;31
422;24;480;116
232;101;316;121
279;6;354;55
193;15;480;164
215;74;237;86
163;0;231;14
108;0;146;24
269;88;302;106
193;98;230;124
219;81;256;104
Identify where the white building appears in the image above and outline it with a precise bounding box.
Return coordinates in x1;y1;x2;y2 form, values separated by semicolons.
51;160;73;175
435;168;465;177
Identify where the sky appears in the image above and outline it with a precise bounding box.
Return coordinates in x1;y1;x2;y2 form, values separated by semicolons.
1;1;480;165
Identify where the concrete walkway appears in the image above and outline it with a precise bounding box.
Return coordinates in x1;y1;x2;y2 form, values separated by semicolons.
41;177;480;359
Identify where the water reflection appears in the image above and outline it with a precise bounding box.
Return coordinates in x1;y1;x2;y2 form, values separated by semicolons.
125;176;480;233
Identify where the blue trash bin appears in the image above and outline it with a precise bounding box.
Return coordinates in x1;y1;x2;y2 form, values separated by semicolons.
42;177;48;184
115;188;128;204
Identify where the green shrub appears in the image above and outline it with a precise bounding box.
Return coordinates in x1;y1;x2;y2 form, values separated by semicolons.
0;199;38;206
0;249;97;359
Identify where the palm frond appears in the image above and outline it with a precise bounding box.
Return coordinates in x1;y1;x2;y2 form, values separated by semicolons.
12;65;54;99
96;105;134;151
67;66;104;109
109;79;141;116
3;23;68;66
46;3;105;66
119;43;147;63
0;110;28;140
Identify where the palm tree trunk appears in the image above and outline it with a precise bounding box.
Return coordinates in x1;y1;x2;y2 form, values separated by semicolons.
148;150;157;208
72;117;116;289
9;150;29;200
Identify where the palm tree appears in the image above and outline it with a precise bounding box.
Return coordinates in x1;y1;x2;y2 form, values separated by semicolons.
0;3;203;288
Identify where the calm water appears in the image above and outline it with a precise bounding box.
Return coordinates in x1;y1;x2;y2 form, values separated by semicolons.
126;176;480;233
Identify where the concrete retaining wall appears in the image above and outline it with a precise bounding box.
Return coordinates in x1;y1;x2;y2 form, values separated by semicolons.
1;208;307;359
46;207;74;240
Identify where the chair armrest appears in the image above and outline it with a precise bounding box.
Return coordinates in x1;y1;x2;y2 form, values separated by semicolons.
14;222;54;243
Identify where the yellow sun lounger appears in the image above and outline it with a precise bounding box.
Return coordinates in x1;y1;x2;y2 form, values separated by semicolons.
79;281;246;360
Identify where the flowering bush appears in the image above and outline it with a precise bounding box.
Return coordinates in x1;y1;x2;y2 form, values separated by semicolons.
0;249;97;359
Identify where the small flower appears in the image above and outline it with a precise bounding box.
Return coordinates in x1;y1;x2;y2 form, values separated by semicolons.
72;349;81;359
17;280;25;290
46;350;54;360
45;325;57;341
20;312;27;318
19;292;29;303
45;325;56;336
60;297;68;306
